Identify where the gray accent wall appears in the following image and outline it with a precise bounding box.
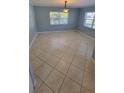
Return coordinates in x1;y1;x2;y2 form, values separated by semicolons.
78;6;95;38
29;5;37;45
34;6;80;32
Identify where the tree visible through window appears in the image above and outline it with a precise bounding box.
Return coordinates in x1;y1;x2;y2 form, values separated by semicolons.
83;12;95;29
50;12;68;25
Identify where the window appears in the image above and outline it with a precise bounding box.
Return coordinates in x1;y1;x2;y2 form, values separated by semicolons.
83;12;95;29
50;12;68;25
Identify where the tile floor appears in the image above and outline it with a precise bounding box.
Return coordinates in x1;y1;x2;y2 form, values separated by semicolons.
30;31;95;93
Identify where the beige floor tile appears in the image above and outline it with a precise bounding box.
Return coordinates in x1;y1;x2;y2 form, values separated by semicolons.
52;49;64;58
63;47;77;56
31;48;43;57
83;71;95;92
38;52;51;62
46;55;60;67
81;86;93;93
34;75;44;92
85;60;95;73
29;51;36;62
61;53;74;64
36;84;54;93
45;70;65;93
30;56;44;71
67;65;84;85
35;62;53;81
30;31;95;93
85;43;94;58
59;77;80;93
72;56;86;70
78;43;88;53
55;60;70;74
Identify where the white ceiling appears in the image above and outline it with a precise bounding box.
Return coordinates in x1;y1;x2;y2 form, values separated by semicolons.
30;0;95;8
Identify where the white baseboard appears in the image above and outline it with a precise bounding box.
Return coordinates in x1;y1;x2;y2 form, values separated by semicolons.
29;33;38;48
36;30;78;34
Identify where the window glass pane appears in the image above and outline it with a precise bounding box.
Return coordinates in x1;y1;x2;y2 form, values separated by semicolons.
84;23;92;28
50;18;59;25
50;12;59;25
50;12;58;18
50;19;54;25
50;12;68;25
92;20;95;29
59;13;68;24
60;18;68;24
85;24;92;28
84;19;93;24
60;12;68;18
84;12;95;19
83;12;95;29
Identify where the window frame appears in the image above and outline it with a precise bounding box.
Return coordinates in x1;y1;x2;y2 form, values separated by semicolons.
83;12;95;29
50;11;69;25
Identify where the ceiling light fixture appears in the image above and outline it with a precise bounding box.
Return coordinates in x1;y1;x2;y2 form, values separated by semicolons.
63;1;69;13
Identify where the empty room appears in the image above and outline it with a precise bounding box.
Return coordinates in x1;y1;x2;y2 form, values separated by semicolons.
29;0;95;93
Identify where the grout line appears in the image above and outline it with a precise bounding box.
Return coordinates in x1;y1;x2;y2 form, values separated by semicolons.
33;74;43;93
71;63;85;71
58;54;75;93
37;56;61;69
34;67;55;93
33;61;46;72
43;82;56;93
57;73;67;93
32;54;49;72
30;31;94;93
33;52;93;93
40;65;66;93
34;59;66;93
80;63;86;93
32;49;64;73
54;64;70;76
35;74;55;93
42;69;55;93
67;76;82;86
79;56;95;93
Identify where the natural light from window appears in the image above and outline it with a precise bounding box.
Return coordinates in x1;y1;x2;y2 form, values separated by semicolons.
50;12;68;25
83;12;95;29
